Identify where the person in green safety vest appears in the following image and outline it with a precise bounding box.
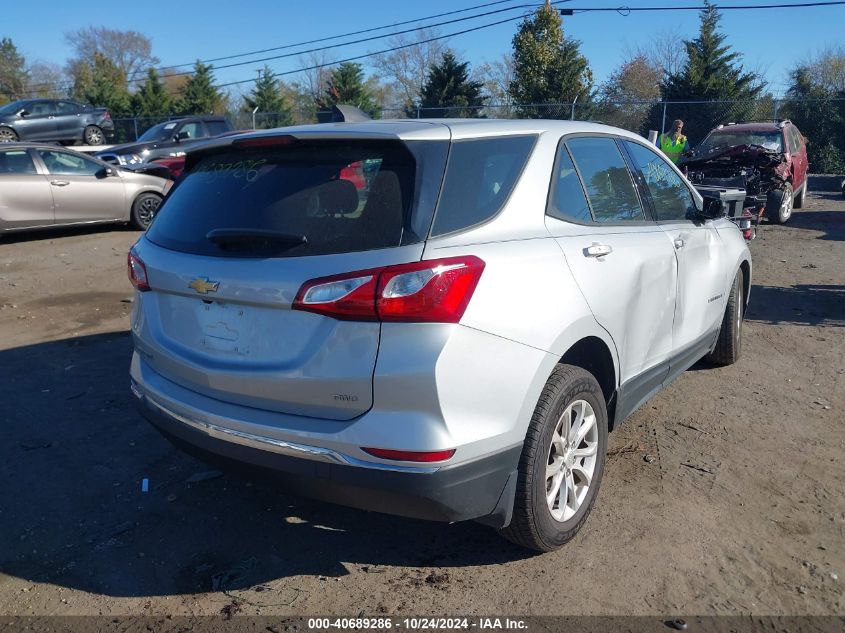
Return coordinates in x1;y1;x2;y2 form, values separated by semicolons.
658;119;689;164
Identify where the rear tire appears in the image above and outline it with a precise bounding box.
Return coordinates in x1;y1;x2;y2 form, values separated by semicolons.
0;127;18;143
130;192;162;230
794;181;807;209
500;364;608;552
706;272;743;366
83;125;105;146
766;183;793;224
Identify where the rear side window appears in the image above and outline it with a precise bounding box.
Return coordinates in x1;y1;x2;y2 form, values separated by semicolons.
547;144;592;223
624;140;696;221
430;135;536;236
566;137;645;223
147;140;431;258
206;121;230;136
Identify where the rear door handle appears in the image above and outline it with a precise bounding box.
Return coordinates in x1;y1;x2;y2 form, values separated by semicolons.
584;243;613;258
50;180;70;187
674;238;685;249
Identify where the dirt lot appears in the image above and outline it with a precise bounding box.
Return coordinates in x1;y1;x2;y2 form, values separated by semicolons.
1;189;843;619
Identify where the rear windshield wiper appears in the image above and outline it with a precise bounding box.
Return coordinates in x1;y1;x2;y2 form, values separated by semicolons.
206;228;307;253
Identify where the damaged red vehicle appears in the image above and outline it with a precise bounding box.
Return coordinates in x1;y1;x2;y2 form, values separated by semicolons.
681;120;809;224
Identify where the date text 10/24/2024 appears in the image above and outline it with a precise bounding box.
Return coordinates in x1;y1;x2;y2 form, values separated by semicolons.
306;618;528;630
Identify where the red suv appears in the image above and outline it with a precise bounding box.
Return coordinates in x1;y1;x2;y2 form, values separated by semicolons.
681;120;809;224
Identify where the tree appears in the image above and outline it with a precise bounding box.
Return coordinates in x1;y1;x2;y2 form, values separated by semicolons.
795;45;845;93
655;1;765;142
477;54;515;109
419;52;484;118
82;52;131;117
508;2;593;119
243;65;293;128
317;62;379;117
598;55;662;132
0;38;28;103
64;27;158;83
782;66;845;173
178;62;222;114
372;28;449;112
26;61;66;99
131;68;172;117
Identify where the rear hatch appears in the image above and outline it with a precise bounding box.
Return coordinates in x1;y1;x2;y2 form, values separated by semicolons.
132;133;449;420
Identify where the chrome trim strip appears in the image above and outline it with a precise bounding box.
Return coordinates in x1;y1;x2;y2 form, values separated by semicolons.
138;387;440;474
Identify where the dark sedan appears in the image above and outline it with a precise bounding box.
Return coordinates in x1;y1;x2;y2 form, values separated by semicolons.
0;99;115;145
95;116;234;166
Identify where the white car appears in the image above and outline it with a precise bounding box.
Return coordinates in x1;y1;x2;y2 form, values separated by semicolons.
128;119;751;551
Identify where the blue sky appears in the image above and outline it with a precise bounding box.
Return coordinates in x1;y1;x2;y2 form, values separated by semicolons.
5;0;844;98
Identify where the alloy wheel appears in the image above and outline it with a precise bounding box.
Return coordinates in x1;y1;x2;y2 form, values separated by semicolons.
545;399;599;522
137;196;161;227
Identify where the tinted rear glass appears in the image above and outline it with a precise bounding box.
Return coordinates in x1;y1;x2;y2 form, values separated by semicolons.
147;140;438;258
206;121;230;136
430;135;536;236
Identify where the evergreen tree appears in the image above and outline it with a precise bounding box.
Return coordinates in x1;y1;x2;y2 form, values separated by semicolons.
131;68;172;117
655;1;764;142
782;67;845;173
317;62;379;118
0;38;29;103
243;65;293;128
82;52;131;117
508;2;592;119
419;52;484;118
178;61;221;114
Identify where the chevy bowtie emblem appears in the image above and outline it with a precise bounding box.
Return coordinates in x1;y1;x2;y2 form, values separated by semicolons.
188;277;219;294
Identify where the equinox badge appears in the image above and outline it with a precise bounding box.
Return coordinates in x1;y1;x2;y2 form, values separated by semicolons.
188;277;220;295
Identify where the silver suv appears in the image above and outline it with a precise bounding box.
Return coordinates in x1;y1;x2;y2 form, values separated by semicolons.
128;120;751;551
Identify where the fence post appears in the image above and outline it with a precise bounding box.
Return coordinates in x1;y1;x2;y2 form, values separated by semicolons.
661;101;667;135
773;98;780;121
133;118;138;142
571;95;578;120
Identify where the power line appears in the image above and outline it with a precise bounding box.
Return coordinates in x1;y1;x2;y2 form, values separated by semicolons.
570;0;845;13
127;0;553;84
127;0;529;80
21;0;845;95
215;12;532;88
22;0;543;93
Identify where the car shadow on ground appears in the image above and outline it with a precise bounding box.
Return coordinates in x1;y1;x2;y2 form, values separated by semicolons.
0;223;135;245
0;332;533;599
745;284;845;328
783;194;845;241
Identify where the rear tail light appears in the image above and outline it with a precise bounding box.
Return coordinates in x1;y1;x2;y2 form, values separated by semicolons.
127;249;150;291
292;256;484;323
362;447;456;462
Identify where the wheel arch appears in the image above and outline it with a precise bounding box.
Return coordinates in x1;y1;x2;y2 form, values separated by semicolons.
559;335;618;430
739;258;751;309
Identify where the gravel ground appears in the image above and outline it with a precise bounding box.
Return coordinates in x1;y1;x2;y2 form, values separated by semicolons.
0;191;843;618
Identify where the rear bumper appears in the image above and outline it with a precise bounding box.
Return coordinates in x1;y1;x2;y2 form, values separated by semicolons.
132;382;519;527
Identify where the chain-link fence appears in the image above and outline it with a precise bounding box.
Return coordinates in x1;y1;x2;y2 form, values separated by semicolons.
111;96;845;171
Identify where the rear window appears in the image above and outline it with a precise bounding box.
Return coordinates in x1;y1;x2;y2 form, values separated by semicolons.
206;121;230;136
430;135;536;236
147;139;445;258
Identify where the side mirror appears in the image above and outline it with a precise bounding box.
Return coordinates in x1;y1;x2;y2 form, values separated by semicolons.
174;131;190;142
95;167;114;179
700;198;725;220
19;110;29;118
